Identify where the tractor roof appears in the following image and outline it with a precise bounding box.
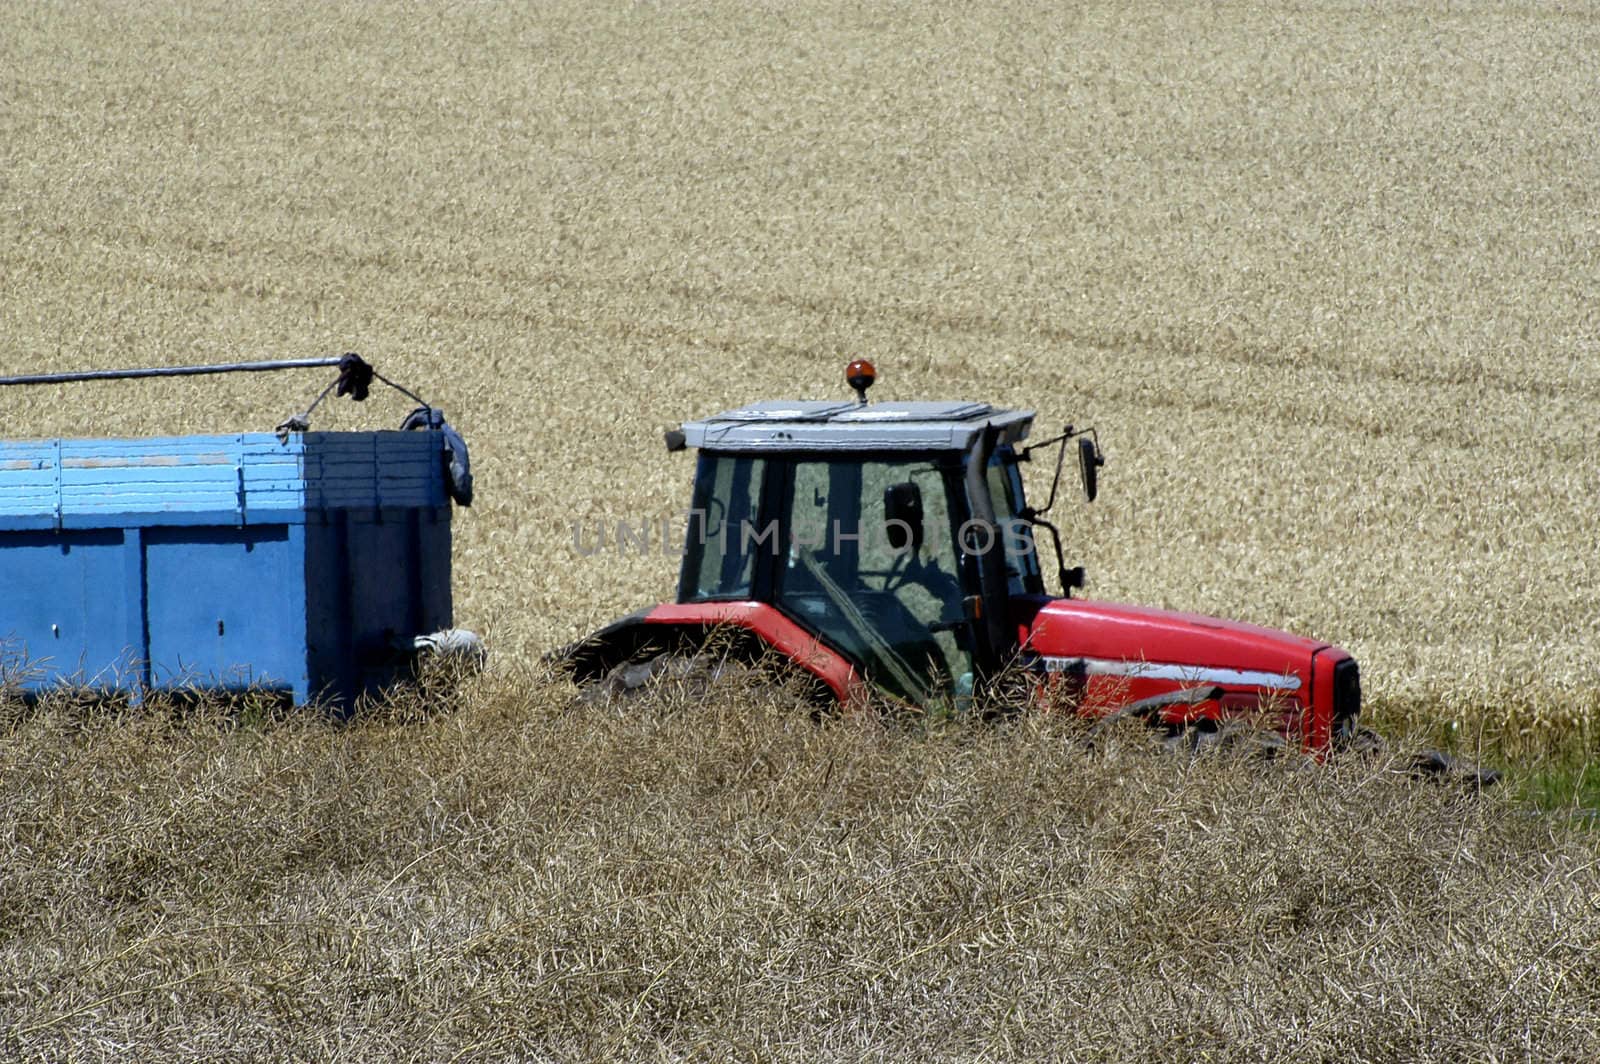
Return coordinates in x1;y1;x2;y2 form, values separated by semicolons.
681;400;1035;453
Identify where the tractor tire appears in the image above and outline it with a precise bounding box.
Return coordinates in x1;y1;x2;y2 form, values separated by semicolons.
581;653;720;704
1088;703;1296;763
1165;718;1291;759
578;649;821;708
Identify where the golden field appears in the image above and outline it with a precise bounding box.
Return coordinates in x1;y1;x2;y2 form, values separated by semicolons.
3;1;1600;1058
4;0;1597;728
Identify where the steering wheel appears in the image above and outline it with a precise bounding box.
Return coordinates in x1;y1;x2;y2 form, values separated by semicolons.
859;550;913;592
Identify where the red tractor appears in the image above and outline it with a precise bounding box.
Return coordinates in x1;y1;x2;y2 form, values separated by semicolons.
564;361;1360;752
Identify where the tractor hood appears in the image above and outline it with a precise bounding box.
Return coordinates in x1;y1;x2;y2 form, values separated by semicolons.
1018;597;1357;749
1023;598;1328;683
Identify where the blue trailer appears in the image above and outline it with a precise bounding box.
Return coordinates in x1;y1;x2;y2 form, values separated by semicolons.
0;355;474;710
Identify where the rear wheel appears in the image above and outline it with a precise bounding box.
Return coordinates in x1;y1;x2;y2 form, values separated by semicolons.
578;646;832;709
581;651;751;703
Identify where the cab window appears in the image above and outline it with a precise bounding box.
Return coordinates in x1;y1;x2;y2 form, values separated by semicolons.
988;453;1043;596
679;453;768;601
777;455;974;705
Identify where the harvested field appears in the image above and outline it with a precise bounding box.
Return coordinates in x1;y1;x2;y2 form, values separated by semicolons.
4;677;1600;1061
3;0;1600;1058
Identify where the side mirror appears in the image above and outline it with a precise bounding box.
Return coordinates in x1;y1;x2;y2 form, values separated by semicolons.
883;481;925;555
1077;436;1104;502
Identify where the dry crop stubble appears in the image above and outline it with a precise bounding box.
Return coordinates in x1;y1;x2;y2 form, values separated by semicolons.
4;678;1600;1059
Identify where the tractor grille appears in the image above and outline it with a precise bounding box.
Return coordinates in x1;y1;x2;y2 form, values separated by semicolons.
1332;657;1362;743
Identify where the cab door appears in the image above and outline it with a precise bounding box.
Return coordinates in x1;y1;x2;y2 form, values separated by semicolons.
774;454;974;706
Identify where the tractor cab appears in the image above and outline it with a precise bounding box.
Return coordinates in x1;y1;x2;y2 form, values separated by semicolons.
662;360;1099;707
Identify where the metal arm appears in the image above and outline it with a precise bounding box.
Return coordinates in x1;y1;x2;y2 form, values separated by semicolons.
0;356;349;388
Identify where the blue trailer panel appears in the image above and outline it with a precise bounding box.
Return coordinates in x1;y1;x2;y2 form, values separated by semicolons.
0;430;454;708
